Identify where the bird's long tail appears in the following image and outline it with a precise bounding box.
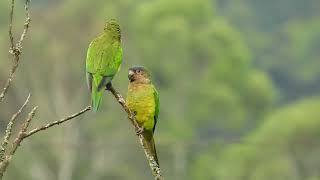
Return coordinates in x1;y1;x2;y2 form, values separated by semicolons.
143;130;159;166
91;88;102;112
91;75;103;112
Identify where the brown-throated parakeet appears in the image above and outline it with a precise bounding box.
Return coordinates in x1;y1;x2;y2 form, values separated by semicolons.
86;19;122;112
126;66;160;165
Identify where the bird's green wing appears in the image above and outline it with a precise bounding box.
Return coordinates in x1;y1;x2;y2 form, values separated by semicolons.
102;43;122;76
153;86;159;133
86;39;98;74
86;38;122;77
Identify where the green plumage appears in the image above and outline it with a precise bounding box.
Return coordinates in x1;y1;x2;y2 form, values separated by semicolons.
86;20;122;112
126;67;160;165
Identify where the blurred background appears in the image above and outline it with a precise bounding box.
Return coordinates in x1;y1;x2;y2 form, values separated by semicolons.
0;0;320;179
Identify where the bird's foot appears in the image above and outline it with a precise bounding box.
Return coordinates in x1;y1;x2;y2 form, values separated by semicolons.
105;82;112;91
135;126;144;136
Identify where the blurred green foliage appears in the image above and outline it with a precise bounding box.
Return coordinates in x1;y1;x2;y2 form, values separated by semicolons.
0;0;319;179
213;97;320;180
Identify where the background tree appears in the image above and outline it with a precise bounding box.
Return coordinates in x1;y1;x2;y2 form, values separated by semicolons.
0;0;319;179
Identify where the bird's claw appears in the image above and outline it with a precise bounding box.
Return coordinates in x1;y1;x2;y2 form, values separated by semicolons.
135;126;144;136
105;83;112;91
133;111;137;116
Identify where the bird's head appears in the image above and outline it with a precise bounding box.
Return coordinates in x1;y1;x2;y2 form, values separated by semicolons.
128;66;151;84
104;19;121;40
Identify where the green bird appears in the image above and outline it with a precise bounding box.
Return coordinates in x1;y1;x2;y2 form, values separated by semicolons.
126;66;160;165
86;19;122;112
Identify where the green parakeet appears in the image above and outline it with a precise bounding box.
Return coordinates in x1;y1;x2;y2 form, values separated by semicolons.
126;66;160;165
86;19;122;112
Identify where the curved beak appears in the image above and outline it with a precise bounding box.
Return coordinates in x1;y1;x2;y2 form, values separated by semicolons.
128;70;134;81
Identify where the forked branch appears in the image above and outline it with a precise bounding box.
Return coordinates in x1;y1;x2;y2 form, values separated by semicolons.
24;106;91;138
0;0;31;103
0;106;91;179
0;93;31;161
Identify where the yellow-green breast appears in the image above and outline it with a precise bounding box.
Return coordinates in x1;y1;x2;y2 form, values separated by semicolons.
126;83;155;130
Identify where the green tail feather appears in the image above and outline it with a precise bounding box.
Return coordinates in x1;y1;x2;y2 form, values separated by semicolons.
91;88;103;112
91;74;104;112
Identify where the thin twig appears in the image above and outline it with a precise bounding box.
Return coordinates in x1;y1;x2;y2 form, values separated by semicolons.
0;93;31;162
0;106;37;179
0;60;19;103
17;0;31;50
0;0;31;103
107;85;164;180
25;106;91;138
0;106;91;179
10;106;38;155
8;0;15;50
0;0;93;179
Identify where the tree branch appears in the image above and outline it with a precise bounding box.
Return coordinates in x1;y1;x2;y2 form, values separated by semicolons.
8;0;15;50
17;0;31;50
0;0;95;179
107;84;164;180
0;106;91;179
2;0;164;179
0;0;31;103
0;93;31;162
0;106;37;179
24;106;91;138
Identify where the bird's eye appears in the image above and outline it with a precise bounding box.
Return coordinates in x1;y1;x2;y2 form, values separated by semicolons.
136;70;140;73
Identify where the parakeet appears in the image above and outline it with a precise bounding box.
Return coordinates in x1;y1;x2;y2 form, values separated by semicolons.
126;66;160;165
86;19;122;112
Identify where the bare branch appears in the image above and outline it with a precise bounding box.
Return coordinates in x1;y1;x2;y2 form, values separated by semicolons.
0;0;31;103
8;0;15;50
0;106;91;179
0;62;18;103
11;106;38;154
25;106;91;138
17;0;31;50
107;85;164;180
0;106;37;179
0;0;93;179
0;93;31;162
